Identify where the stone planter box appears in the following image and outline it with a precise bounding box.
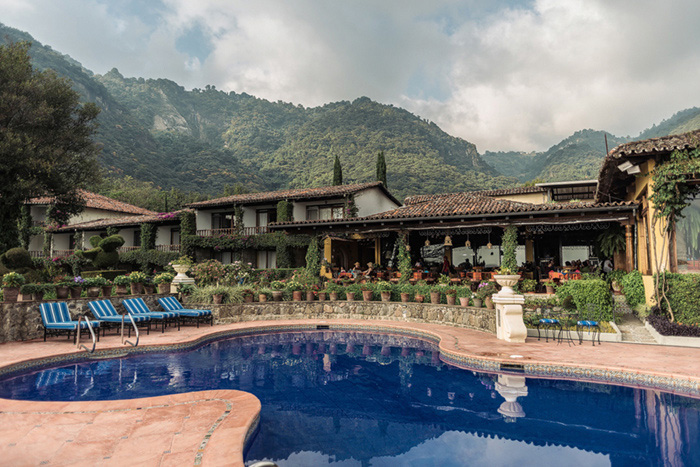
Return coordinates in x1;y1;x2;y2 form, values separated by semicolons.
644;321;700;348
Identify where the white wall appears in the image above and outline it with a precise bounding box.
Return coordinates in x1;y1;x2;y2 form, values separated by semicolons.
292;198;345;221
355;188;400;217
196;209;213;231
53;233;71;250
242;206;257;228
117;228;139;247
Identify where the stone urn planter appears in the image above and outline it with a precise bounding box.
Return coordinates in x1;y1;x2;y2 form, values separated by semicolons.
446;294;457;306
459;297;469;307
69;287;82;299
381;291;391;302
102;285;113;297
172;264;191;282
346;292;355;301
430;291;440;304
3;287;20;303
272;291;284;301
318;292;327;302
306;291;315;301
611;280;622;294
493;274;521;296
485;296;494;309
157;283;170;294
55;285;70;299
292;291;303;301
400;292;410;303
415;294;425;303
329;292;339;301
115;285;128;295
362;290;373;301
258;294;267;303
86;287;101;298
213;294;224;304
473;298;483;308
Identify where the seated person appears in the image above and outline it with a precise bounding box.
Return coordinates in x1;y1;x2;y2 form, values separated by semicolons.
362;262;374;277
350;262;362;278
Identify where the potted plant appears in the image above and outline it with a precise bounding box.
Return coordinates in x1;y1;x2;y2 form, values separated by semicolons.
326;282;341;301
376;281;392;302
83;276;107;297
211;285;229;304
101;279;113;297
430;286;441;304
242;288;255;303
270;280;285;301
472;293;482;308
445;288;457;306
345;283;359;301
129;272;147;294
493;226;521;294
258;287;273;303
520;279;537;294
170;255;194;278
143;276;155;294
317;286;328;302
286;280;305;301
69;276;84;299
154;273;175;294
361;284;374;302
476;281;496;308
53;276;70;299
113;275;130;295
398;283;412;303
544;281;556;294
19;283;41;301
414;281;428;303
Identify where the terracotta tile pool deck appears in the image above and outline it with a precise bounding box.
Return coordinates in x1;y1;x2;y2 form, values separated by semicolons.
1;318;699;466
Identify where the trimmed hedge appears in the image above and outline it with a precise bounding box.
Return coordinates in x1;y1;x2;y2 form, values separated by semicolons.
82;269;127;281
119;249;180;272
556;279;613;320
656;272;700;326
620;270;645;308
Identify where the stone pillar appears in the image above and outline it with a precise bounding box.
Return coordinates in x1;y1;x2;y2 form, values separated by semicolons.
625;224;634;272
493;277;527;343
495;375;528;420
171;264;194;292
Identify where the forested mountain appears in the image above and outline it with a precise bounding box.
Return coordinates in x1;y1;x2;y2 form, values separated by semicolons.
1;23;513;200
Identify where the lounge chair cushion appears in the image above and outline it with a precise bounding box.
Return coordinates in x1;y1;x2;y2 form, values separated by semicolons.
158;297;212;317
123;298;178;319
88;300;150;323
39;302;100;330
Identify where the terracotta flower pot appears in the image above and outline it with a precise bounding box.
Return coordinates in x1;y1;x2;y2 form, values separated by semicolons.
329;292;338;301
102;285;113;297
292;291;303;301
318;292;327;302
346;292;355;301
446;295;456;306
115;284;128;295
258;294;267;303
381;291;391;302
459;297;469;307
32;292;44;301
55;285;69;299
130;283;143;295
244;294;254;303
545;285;555;294
306;291;315;301
157;283;170;294
362;290;373;301
69;287;82;299
3;287;19;302
213;293;224;304
400;292;410;303
414;294;425;303
473;298;483;308
144;285;155;295
430;291;440;304
272;291;283;301
86;287;101;298
485;296;494;309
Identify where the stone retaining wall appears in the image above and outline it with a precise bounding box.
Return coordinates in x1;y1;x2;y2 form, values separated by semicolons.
0;294;172;343
204;300;496;334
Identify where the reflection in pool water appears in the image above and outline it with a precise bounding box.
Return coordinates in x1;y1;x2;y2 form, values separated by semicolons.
0;331;698;466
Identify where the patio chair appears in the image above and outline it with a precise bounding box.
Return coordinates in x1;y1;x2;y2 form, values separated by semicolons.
576;303;602;346
123;298;180;333
39;302;100;343
536;307;562;343
88;299;151;337
158;296;213;328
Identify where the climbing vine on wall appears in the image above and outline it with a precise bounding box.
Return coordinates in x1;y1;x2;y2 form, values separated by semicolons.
179;210;196;236
397;232;412;283
276;201;293;222
500;225;518;273
140;223;157;250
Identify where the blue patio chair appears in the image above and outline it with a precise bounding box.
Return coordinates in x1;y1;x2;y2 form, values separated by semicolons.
39;302;100;343
123;297;179;333
576;303;602;346
536;307;562;343
88;299;151;337
158;296;213;327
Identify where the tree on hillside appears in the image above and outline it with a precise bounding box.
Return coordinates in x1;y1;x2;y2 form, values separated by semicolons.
0;42;100;252
376;151;387;187
333;154;343;185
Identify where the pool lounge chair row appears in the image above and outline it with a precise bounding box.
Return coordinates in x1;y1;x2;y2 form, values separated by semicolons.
40;297;213;342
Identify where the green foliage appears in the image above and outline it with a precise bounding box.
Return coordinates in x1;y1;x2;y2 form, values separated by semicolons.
82;276;108;287
106;226;120;236
119;249;179;272
344;194;358;218
89;236;101;248
475;281;497;300
520;279;538;293
1;247;33;271
500;226;518;273
333;154;343;185
190;260;228;286
18;206;36;249
179;210;196;236
140;223;157;250
397;233;412;284
113;275;130;286
650;148;700;230
556;279;614;320
620;270;646;308
595;225;626;258
128;271;148;283
376;151;387;187
188;285;246;304
655;272;700;325
153;272;174;284
0;41;99;252
84;235;125;269
81;270;125;281
304;237;322;278
276;201;293;222
2;272;25;287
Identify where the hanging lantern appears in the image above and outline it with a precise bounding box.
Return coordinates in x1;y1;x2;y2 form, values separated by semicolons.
425;239;430;246
487;242;493;249
444;235;452;246
406;245;411;252
465;233;471;248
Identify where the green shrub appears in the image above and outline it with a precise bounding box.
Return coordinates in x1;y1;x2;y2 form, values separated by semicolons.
2;272;25;287
82;270;126;281
656;272;700;326
620;270;645;308
1;247;33;271
520;279;537;293
556;279;613;320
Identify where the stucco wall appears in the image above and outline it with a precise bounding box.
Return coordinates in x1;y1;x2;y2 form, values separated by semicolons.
355;187;401;216
492;193;547;204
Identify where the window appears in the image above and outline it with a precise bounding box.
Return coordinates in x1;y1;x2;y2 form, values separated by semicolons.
68;234;75;250
256;250;277;269
306;205;344;221
170;228;180;245
212;212;235;229
134;229;141;247
256;209;277;227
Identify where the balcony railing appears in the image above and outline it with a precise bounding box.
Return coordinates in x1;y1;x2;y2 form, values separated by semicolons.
119;246;141;252
29;251;46;258
52;249;74;258
196;226;270;237
155;244;181;252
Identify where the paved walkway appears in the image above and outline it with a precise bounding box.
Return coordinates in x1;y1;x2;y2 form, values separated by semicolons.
0;318;699;466
617;313;657;344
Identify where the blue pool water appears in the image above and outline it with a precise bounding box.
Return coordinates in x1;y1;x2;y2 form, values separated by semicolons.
0;331;698;466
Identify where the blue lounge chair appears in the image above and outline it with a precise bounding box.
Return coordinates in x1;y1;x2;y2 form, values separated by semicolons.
88;299;151;337
123;298;179;332
39;302;100;343
158;296;213;327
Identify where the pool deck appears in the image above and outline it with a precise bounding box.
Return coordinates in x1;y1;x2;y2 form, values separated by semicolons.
1;318;700;466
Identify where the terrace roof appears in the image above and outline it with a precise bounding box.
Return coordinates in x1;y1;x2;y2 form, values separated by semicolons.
52;210;188;232
27;190;155;216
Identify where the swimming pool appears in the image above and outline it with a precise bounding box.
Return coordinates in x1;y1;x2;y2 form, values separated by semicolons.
0;330;698;466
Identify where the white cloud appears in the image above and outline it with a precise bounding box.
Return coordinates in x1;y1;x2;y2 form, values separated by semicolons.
3;0;700;152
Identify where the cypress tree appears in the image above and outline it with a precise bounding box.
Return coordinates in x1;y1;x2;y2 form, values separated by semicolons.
333;155;343;185
376;151;387;187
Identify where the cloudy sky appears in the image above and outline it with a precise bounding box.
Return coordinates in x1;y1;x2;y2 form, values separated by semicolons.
4;0;700;152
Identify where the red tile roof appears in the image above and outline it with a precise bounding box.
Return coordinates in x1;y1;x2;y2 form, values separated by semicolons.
403;186;545;206
27;190;155;216
186;182;400;208
52;210;187;232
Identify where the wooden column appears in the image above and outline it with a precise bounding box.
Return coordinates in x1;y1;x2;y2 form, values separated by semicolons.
525;237;535;263
321;237;333;279
374;238;381;266
625;225;634;272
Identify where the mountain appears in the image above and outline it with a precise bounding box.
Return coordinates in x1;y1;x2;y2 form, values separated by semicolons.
1;23;514;201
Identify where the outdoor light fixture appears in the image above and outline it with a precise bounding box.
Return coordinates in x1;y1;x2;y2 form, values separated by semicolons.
487;232;492;249
617;160;641;175
465;233;471;248
627;165;641;174
617;161;633;172
444;235;452;246
425;239;430;246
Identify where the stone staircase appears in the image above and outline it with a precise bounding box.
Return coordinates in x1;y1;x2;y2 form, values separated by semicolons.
614;295;657;344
